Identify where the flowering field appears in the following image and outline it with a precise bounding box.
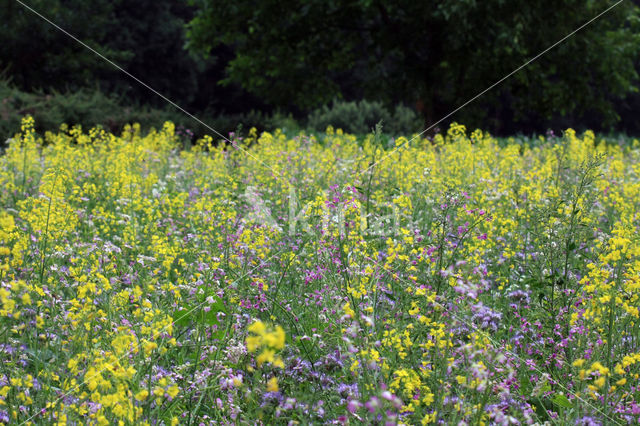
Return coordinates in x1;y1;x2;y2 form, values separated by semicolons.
1;117;640;425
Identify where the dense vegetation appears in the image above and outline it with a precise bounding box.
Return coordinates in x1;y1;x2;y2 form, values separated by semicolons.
2;1;640;424
188;0;640;132
0;80;424;142
1;0;640;135
1;118;640;424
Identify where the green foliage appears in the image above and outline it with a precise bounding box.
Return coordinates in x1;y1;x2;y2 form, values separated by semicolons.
390;104;426;136
0;0;127;92
187;0;640;130
0;78;300;145
307;99;423;135
0;0;207;109
3;0;640;135
98;0;210;108
0;78;119;140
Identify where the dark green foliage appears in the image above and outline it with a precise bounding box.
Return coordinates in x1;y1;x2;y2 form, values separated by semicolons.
307;99;423;135
0;0;236;112
0;78;299;146
0;0;125;92
2;0;640;136
187;0;640;132
98;0;203;108
0;79;121;140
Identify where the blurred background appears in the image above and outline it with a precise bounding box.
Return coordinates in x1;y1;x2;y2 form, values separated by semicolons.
1;0;640;140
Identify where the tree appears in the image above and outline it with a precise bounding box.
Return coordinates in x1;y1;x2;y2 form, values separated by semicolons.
0;0;210;109
186;0;640;131
0;0;126;92
98;0;203;107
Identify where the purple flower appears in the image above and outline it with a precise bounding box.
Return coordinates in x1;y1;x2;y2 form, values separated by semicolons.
282;397;297;410
575;416;601;426
471;302;502;332
347;399;361;414
336;383;359;398
365;397;380;413
507;290;530;305
261;392;283;407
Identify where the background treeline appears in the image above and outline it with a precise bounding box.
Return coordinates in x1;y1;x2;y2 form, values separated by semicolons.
1;0;640;141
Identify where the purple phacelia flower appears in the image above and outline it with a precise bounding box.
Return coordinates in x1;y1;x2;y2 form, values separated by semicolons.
471;302;502;332
575;416;601;426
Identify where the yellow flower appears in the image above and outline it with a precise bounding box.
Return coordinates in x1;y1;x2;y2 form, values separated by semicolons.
21;293;31;305
248;320;266;335
246;335;262;353
271;326;285;350
167;385;179;398
246;320;286;368
142;340;158;356
343;302;355;318
266;377;279;392
572;359;585;368
257;348;275;367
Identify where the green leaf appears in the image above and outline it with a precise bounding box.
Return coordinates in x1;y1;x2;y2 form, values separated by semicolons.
551;394;573;409
520;374;533;393
173;308;193;328
530;280;544;290
173;300;226;327
212;327;228;340
540;382;551;393
198;308;222;326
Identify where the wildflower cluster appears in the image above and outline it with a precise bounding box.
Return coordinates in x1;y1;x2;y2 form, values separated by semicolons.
246;320;286;368
0;116;640;424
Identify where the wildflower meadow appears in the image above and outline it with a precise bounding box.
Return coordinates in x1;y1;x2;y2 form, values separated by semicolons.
2;116;640;425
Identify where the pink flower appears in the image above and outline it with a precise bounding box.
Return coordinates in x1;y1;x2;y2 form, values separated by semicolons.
365;397;380;413
347;399;361;414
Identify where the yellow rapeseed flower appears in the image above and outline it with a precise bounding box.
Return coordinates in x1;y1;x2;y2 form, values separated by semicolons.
266;377;279;392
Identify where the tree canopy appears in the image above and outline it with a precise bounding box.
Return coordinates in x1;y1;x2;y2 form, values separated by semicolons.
187;0;640;131
1;0;640;135
0;0;207;108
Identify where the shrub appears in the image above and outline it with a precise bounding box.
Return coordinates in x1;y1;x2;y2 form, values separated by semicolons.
0;78;132;141
307;99;423;135
0;79;301;147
